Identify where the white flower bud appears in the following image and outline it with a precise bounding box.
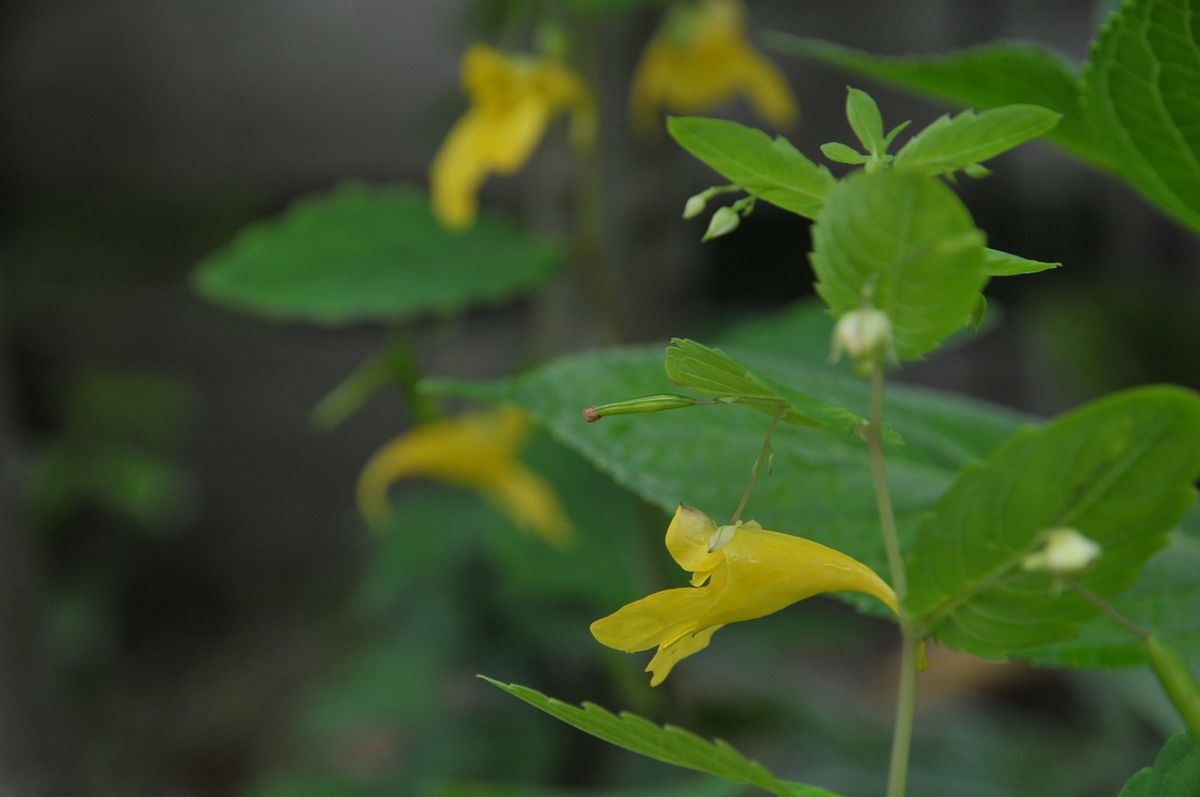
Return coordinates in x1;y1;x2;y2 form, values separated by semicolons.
1021;528;1101;575
683;193;708;219
702;206;740;241
831;308;893;367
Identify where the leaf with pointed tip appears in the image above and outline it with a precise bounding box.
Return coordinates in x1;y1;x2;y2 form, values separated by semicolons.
481;678;842;797
845;87;886;156
907;386;1200;660
893;105;1061;176
193;182;563;324
763;35;1107;170
811;170;987;359
820;142;869;165
984;248;1061;277
1084;0;1200;235
664;338;868;436
667;117;834;219
1118;732;1200;796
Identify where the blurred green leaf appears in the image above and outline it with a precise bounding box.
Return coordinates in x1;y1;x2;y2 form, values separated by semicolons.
193;182;563;325
983;248;1061;277
29;443;194;531
764;35;1107;169
667;118;834;219
907;387;1200;660
1085;0;1200;235
1118;732;1200;796
893;106;1061;176
811;170;987;359
481;678;842;797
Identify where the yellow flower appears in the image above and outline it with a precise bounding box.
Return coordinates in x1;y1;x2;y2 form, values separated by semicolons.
630;0;799;132
431;44;595;230
591;505;896;685
357;406;572;547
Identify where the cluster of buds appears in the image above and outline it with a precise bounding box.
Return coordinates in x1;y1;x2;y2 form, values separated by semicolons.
831;306;895;377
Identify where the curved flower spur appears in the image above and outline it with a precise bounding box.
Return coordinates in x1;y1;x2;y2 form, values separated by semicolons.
591;504;897;685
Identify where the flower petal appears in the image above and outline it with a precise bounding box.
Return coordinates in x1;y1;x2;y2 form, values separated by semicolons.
356;407;572;546
720;526;898;617
484;461;574;547
646;624;724;686
590;585;718;653
664;504;724;574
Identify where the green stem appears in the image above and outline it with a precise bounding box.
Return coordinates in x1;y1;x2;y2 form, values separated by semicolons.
1143;635;1200;740
728;408;784;525
866;365;917;797
572;11;626;344
1075;586;1200;739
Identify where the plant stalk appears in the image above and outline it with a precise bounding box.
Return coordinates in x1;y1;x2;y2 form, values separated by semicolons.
866;365;917;797
1076;587;1200;740
729;408;784;525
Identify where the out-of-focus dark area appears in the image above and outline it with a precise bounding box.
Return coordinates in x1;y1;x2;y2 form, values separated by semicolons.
2;1;1198;796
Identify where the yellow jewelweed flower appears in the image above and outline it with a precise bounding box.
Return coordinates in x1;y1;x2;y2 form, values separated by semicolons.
591;504;896;685
357;406;572;547
630;0;799;132
431;44;595;230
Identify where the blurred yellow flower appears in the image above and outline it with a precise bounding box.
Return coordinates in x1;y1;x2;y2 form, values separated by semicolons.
591;505;896;685
431;44;595;230
631;0;799;132
357;406;572;547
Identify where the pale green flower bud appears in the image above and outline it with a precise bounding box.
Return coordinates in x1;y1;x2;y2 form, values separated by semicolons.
831;307;893;375
584;394;696;422
702;206;740;241
1021;528;1101;575
683;192;708;219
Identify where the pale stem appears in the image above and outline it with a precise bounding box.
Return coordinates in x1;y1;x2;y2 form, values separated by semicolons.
1074;586;1200;739
573;12;626;343
729;409;784;525
866;365;917;797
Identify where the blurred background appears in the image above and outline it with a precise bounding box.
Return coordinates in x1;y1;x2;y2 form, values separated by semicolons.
2;1;1198;795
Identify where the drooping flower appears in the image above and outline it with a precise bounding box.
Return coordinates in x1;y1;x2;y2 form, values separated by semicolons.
431;44;595;230
630;0;799;132
357;406;572;547
591;505;896;685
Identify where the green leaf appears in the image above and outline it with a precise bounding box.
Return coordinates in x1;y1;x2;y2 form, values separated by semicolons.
893;105;1061;176
820;142;869;165
845;88;886;156
426;344;1024;609
984;248;1062;277
906;386;1200;660
664;338;868;436
810;170;987;359
764;35;1109;170
1118;732;1200;796
667;117;835;219
481;678;842;797
193;182;563;325
1084;0;1200;235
